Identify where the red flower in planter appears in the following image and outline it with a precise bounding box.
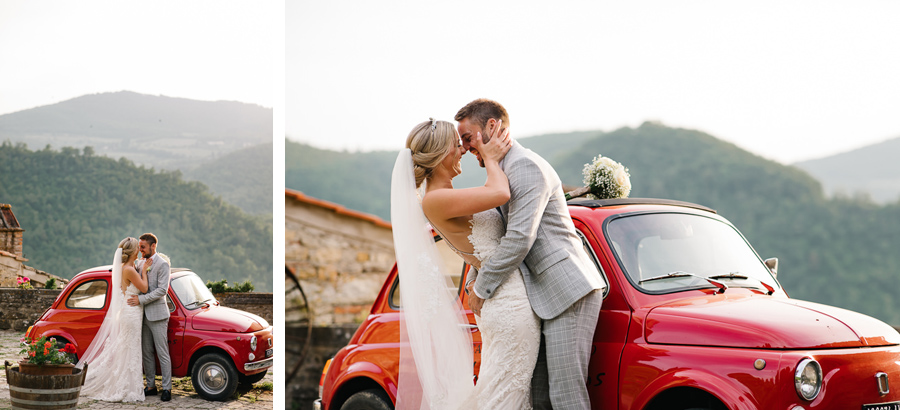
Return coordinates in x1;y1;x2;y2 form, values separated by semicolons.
60;343;77;355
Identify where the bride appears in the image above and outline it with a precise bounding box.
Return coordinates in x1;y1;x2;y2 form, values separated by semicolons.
391;118;541;409
75;237;148;402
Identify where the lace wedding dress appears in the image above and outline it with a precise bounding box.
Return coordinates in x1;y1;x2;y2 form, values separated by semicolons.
391;150;540;410
79;282;145;402
467;210;541;409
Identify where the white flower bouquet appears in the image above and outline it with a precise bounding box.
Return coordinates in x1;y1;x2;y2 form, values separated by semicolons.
566;155;631;200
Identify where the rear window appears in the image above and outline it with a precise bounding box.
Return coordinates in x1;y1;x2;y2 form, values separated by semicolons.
390;236;467;309
65;279;109;309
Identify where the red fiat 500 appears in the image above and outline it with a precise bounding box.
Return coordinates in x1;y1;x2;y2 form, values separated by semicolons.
315;198;900;410
26;267;274;401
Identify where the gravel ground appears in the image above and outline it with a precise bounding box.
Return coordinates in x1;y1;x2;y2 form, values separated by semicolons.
0;330;274;409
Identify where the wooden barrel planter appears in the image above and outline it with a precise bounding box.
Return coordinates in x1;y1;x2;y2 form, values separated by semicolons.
4;361;88;410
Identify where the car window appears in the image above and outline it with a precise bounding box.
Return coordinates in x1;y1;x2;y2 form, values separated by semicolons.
576;230;610;298
65;279;109;310
389;236;467;310
171;273;216;310
166;295;175;313
606;212;777;294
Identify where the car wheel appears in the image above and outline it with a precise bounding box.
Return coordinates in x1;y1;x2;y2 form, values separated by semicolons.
191;352;239;401
238;370;268;386
340;388;393;410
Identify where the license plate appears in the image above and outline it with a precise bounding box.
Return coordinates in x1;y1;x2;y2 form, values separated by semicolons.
265;348;273;358
863;401;900;410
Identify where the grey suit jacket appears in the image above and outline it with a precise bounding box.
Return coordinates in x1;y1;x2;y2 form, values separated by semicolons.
469;141;607;319
138;253;171;322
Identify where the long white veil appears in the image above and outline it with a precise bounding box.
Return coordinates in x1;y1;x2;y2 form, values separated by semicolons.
75;248;124;368
391;149;475;410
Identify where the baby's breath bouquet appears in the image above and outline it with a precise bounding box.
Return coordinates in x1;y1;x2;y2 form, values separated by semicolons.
565;155;631;200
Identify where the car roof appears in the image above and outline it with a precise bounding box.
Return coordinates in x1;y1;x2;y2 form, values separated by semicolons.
71;266;195;281
567;197;716;214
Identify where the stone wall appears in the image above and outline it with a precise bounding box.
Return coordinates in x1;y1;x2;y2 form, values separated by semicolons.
0;289;62;331
215;292;273;325
285;192;395;326
0;289;273;333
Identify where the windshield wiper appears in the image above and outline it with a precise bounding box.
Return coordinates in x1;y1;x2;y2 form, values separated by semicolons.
184;300;210;309
708;272;776;295
640;271;728;294
707;272;748;280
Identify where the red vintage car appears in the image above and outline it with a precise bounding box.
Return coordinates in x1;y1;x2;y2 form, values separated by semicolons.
315;198;900;410
26;266;274;401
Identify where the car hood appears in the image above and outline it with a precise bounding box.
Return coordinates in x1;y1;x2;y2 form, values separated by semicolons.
644;294;900;349
191;305;269;333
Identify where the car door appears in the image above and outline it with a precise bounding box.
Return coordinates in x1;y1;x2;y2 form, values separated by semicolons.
166;293;186;369
572;220;627;410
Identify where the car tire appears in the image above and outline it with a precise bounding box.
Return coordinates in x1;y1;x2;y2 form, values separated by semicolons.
238;370;268;386
340;388;393;410
191;352;239;401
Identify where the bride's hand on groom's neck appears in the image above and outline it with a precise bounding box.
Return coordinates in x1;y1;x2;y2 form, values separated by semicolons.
473;122;511;164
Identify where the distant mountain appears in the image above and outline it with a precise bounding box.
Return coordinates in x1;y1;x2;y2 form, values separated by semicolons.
184;142;273;215
0;91;272;171
0;142;273;291
794;136;900;204
0;91;274;215
286;123;900;326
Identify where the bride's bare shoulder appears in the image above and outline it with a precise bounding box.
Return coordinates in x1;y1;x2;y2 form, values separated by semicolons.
122;264;138;277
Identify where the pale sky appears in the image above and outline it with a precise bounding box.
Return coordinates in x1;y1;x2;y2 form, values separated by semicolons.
287;1;900;164
0;0;276;114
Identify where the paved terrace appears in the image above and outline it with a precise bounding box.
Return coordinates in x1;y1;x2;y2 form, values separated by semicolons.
0;330;273;409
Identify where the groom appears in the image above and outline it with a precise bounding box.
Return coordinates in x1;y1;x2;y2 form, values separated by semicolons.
127;233;173;402
458;99;607;409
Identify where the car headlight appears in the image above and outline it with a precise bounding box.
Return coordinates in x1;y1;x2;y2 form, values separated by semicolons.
795;358;822;401
250;335;258;351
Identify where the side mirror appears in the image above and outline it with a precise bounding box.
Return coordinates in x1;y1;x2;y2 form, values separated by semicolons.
764;258;778;277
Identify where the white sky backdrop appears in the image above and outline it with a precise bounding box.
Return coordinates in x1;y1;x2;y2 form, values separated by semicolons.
288;1;900;164
0;0;276;112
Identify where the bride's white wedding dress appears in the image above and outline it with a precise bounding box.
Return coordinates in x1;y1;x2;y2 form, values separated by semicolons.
391;150;539;410
79;282;145;402
467;210;541;409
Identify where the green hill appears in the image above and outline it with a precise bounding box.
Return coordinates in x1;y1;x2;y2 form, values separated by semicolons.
0;91;274;216
0;142;273;291
285;123;900;325
184;142;273;215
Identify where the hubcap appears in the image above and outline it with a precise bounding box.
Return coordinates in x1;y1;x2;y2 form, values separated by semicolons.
198;362;228;394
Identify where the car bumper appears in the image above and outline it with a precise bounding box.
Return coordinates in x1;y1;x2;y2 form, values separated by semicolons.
312;399;322;410
244;356;274;372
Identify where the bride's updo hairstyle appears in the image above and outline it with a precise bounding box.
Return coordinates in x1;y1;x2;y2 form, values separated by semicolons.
406;118;457;188
118;237;139;263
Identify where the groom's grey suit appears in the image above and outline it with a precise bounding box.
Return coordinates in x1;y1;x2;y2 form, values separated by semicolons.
468;141;606;409
138;253;172;391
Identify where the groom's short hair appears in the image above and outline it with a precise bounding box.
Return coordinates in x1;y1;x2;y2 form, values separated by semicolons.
455;98;510;130
139;233;158;246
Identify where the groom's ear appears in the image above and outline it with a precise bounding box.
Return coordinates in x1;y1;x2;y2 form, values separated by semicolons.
483;119;496;144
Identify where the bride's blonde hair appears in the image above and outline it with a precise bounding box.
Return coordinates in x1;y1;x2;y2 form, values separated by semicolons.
406;118;457;188
118;237;139;263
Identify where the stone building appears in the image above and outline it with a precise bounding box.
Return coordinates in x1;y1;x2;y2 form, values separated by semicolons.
0;204;67;288
285;189;394;326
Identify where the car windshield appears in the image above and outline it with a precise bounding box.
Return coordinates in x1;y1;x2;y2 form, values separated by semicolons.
171;273;217;310
606;212;778;294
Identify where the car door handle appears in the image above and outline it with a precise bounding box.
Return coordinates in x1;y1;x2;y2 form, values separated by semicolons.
459;324;478;331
